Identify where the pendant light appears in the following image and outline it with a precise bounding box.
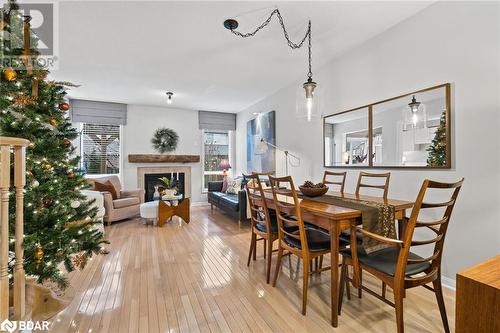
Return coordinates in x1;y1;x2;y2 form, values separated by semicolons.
408;95;421;126
166;92;173;104
224;9;318;121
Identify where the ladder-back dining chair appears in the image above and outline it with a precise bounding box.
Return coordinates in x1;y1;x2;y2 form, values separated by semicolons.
338;178;464;333
355;171;391;200
322;171;347;193
245;173;278;284
269;176;344;315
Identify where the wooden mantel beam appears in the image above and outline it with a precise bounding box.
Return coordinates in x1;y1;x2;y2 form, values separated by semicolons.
128;154;200;164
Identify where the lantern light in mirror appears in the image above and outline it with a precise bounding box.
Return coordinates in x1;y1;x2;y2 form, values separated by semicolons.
408;95;422;127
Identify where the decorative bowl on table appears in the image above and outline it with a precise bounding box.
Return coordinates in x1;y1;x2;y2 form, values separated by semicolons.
299;181;328;197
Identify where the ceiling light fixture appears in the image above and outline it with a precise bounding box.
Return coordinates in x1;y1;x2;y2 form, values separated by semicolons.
166;92;173;104
224;9;318;121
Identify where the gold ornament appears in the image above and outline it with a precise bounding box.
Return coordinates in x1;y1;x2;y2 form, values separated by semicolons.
67;170;75;179
0;20;7;31
59;102;70;111
63;138;71;146
13;94;37;107
72;253;88;270
34;243;44;268
41;162;52;170
3;67;17;81
49;118;58;127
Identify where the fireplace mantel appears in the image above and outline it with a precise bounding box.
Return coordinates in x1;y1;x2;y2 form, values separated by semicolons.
128;154;200;163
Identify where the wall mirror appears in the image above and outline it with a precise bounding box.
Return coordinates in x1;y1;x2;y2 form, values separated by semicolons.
323;83;451;168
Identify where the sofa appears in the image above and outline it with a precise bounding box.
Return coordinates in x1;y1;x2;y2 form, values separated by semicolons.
207;180;248;222
89;175;144;225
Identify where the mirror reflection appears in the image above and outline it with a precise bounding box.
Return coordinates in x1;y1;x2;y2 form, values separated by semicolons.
324;108;369;166
323;84;450;168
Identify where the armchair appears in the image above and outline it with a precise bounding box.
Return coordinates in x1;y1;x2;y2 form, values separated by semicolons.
89;175;144;225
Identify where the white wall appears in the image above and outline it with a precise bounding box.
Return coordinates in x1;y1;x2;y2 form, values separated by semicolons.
235;1;500;285
122;105;206;203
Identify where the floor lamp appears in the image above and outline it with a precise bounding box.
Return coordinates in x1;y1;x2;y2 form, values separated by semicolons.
257;138;300;176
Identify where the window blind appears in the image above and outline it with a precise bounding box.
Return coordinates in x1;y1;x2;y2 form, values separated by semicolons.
81;124;120;175
70;99;127;125
198;111;236;131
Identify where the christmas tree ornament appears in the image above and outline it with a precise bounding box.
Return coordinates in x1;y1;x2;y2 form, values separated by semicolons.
70;200;81;209
72;253;88;270
3;67;17;81
0;20;7;30
67;170;75;178
41;162;52;170
56;248;64;258
34;243;44;268
49;118;58;127
31;180;40;188
63;138;71;146
13;94;37;107
41;198;52;206
58;102;70;111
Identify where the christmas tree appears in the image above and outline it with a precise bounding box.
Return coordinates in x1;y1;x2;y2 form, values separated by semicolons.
0;1;107;289
427;110;447;166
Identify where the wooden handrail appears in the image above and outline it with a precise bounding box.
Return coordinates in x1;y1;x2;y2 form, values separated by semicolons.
0;137;29;321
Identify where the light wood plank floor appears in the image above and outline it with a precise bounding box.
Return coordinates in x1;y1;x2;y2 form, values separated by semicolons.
48;206;455;332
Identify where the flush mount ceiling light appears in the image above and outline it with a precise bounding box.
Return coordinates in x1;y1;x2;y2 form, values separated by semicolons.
224;9;318;121
166;92;174;104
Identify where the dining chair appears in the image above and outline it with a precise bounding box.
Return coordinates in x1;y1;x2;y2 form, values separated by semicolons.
338;178;464;333
322;171;347;193
269;175;343;315
355;171;391;200
343;171;392;297
245;173;278;283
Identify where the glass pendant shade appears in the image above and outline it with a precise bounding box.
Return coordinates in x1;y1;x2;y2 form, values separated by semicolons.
404;98;427;130
296;78;320;122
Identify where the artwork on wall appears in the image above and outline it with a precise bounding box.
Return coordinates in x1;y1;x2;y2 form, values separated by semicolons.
247;111;276;173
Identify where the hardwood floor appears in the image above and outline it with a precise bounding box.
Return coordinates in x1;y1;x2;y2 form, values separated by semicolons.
48;206;455;332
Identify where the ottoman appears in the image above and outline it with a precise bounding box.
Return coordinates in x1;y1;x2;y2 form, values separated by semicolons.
140;201;159;226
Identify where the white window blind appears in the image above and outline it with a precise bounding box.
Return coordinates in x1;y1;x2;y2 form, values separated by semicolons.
81;124;120;175
199;111;236;131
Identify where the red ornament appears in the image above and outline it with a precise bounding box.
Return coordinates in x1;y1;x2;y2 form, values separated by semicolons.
59;102;70;111
41;198;52;206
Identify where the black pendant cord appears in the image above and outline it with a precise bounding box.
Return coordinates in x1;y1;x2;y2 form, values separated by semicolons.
229;9;313;79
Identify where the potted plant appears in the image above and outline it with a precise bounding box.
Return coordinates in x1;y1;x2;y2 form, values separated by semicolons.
158;177;178;199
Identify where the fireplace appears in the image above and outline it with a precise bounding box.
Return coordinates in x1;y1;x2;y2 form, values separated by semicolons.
144;172;185;202
137;166;192;202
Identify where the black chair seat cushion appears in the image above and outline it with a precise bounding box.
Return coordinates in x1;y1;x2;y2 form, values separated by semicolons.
339;229;363;243
284;228;337;252
340;247;431;276
255;209;298;234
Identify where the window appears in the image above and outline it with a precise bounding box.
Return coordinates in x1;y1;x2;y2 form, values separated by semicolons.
80;124;120;175
203;130;231;191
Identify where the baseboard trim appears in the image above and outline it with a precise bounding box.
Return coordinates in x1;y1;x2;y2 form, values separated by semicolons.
441;276;456;291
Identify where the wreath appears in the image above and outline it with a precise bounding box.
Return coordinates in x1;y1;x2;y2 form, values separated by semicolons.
151;127;179;153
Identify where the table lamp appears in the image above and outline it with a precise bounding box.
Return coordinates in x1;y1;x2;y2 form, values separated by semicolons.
218;159;231;176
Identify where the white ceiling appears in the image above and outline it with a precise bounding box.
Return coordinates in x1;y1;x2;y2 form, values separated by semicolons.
51;1;433;113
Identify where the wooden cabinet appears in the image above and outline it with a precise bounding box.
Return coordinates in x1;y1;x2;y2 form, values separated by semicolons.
456;256;500;333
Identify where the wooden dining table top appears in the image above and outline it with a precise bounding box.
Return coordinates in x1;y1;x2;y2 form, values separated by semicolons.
261;188;414;219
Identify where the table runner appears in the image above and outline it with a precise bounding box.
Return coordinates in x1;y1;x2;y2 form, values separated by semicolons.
305;194;396;253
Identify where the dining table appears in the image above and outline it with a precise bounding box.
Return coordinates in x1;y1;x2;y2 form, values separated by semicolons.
260;189;414;327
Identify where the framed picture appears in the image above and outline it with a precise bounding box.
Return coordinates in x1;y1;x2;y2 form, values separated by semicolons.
247;111;276;173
